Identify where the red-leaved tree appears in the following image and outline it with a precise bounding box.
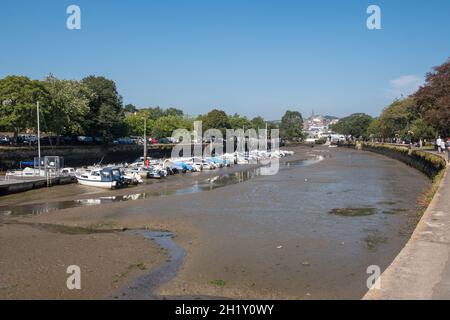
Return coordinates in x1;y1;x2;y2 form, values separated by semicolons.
414;58;450;137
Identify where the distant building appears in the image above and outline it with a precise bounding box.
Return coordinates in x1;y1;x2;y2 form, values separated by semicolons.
303;110;339;139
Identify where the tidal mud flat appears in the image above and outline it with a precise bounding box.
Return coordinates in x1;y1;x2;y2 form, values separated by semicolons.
0;146;430;299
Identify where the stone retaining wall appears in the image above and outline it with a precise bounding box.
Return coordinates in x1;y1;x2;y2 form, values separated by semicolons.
359;143;446;179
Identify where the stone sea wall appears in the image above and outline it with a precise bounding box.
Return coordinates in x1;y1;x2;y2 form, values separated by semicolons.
358;142;447;179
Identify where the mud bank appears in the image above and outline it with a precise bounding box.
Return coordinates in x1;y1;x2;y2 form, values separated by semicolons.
0;222;167;300
0;146;431;299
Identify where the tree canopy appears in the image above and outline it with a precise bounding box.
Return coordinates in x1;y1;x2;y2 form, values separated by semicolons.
152;115;193;139
202;109;231;134
280;110;304;140
2;56;447;145
124;111;154;136
330;113;373;138
81;76;125;141
0;75;50;139
44;75;92;137
414;58;450;136
229;113;252;130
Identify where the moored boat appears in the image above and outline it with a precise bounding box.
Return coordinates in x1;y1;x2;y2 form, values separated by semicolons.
75;167;126;189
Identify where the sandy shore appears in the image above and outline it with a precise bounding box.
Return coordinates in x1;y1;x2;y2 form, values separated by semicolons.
0;146;430;299
0;222;166;299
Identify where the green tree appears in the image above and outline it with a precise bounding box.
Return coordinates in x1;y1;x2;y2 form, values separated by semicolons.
82;76;125;141
164;107;184;117
409;118;436;141
124;104;138;113
144;106;165;120
330;113;373;138
152;115;193;139
367;118;381;140
229;113;251;129
280;110;304;140
0;75;50;142
124;111;154;136
44;75;92;142
250;116;266;130
377;98;415;141
202;109;231;134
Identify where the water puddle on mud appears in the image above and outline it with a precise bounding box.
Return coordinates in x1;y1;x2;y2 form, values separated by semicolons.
329;207;377;217
0;156;323;217
115;230;185;300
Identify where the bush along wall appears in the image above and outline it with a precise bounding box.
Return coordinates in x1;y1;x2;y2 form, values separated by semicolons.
361;143;447;179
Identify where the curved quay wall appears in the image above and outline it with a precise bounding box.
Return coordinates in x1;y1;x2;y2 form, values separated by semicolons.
356;143;449;300
357;143;446;179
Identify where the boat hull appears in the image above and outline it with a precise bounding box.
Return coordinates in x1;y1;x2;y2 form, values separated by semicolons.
76;178;117;189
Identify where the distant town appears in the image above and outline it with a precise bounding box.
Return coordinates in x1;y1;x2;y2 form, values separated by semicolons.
302;111;340;141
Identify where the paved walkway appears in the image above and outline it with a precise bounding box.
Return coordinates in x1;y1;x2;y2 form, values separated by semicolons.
364;162;450;299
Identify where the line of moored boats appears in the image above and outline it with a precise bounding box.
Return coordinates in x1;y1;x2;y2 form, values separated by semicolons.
5;150;294;189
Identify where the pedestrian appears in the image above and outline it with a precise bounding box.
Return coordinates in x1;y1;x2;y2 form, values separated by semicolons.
437;136;442;153
447;139;450;163
442;139;449;162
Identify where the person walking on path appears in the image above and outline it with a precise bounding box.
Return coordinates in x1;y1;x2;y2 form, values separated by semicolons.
437;136;443;153
444;139;450;163
441;139;447;159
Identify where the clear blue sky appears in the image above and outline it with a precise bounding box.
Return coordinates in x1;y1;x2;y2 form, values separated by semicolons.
1;0;449;120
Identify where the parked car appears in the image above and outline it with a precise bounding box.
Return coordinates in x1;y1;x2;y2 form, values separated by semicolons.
157;137;172;144
60;136;76;145
117;137;133;144
167;137;179;143
77;136;94;144
0;136;11;145
40;136;59;145
17;134;38;145
148;137;158;144
94;137;104;144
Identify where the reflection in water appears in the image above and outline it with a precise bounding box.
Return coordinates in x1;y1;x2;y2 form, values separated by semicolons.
0;156;323;217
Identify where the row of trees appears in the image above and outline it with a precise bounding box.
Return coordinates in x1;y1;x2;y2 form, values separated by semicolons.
331;57;450;142
126;108;305;141
0;74;306;143
0;75;125;143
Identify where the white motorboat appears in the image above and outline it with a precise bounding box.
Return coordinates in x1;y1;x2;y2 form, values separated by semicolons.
75;167;126;189
122;170;144;185
125;166;149;179
147;167;162;179
60;167;76;178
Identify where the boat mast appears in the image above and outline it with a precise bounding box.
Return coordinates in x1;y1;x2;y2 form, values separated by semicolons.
143;117;147;164
37;101;41;171
265;122;268;151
